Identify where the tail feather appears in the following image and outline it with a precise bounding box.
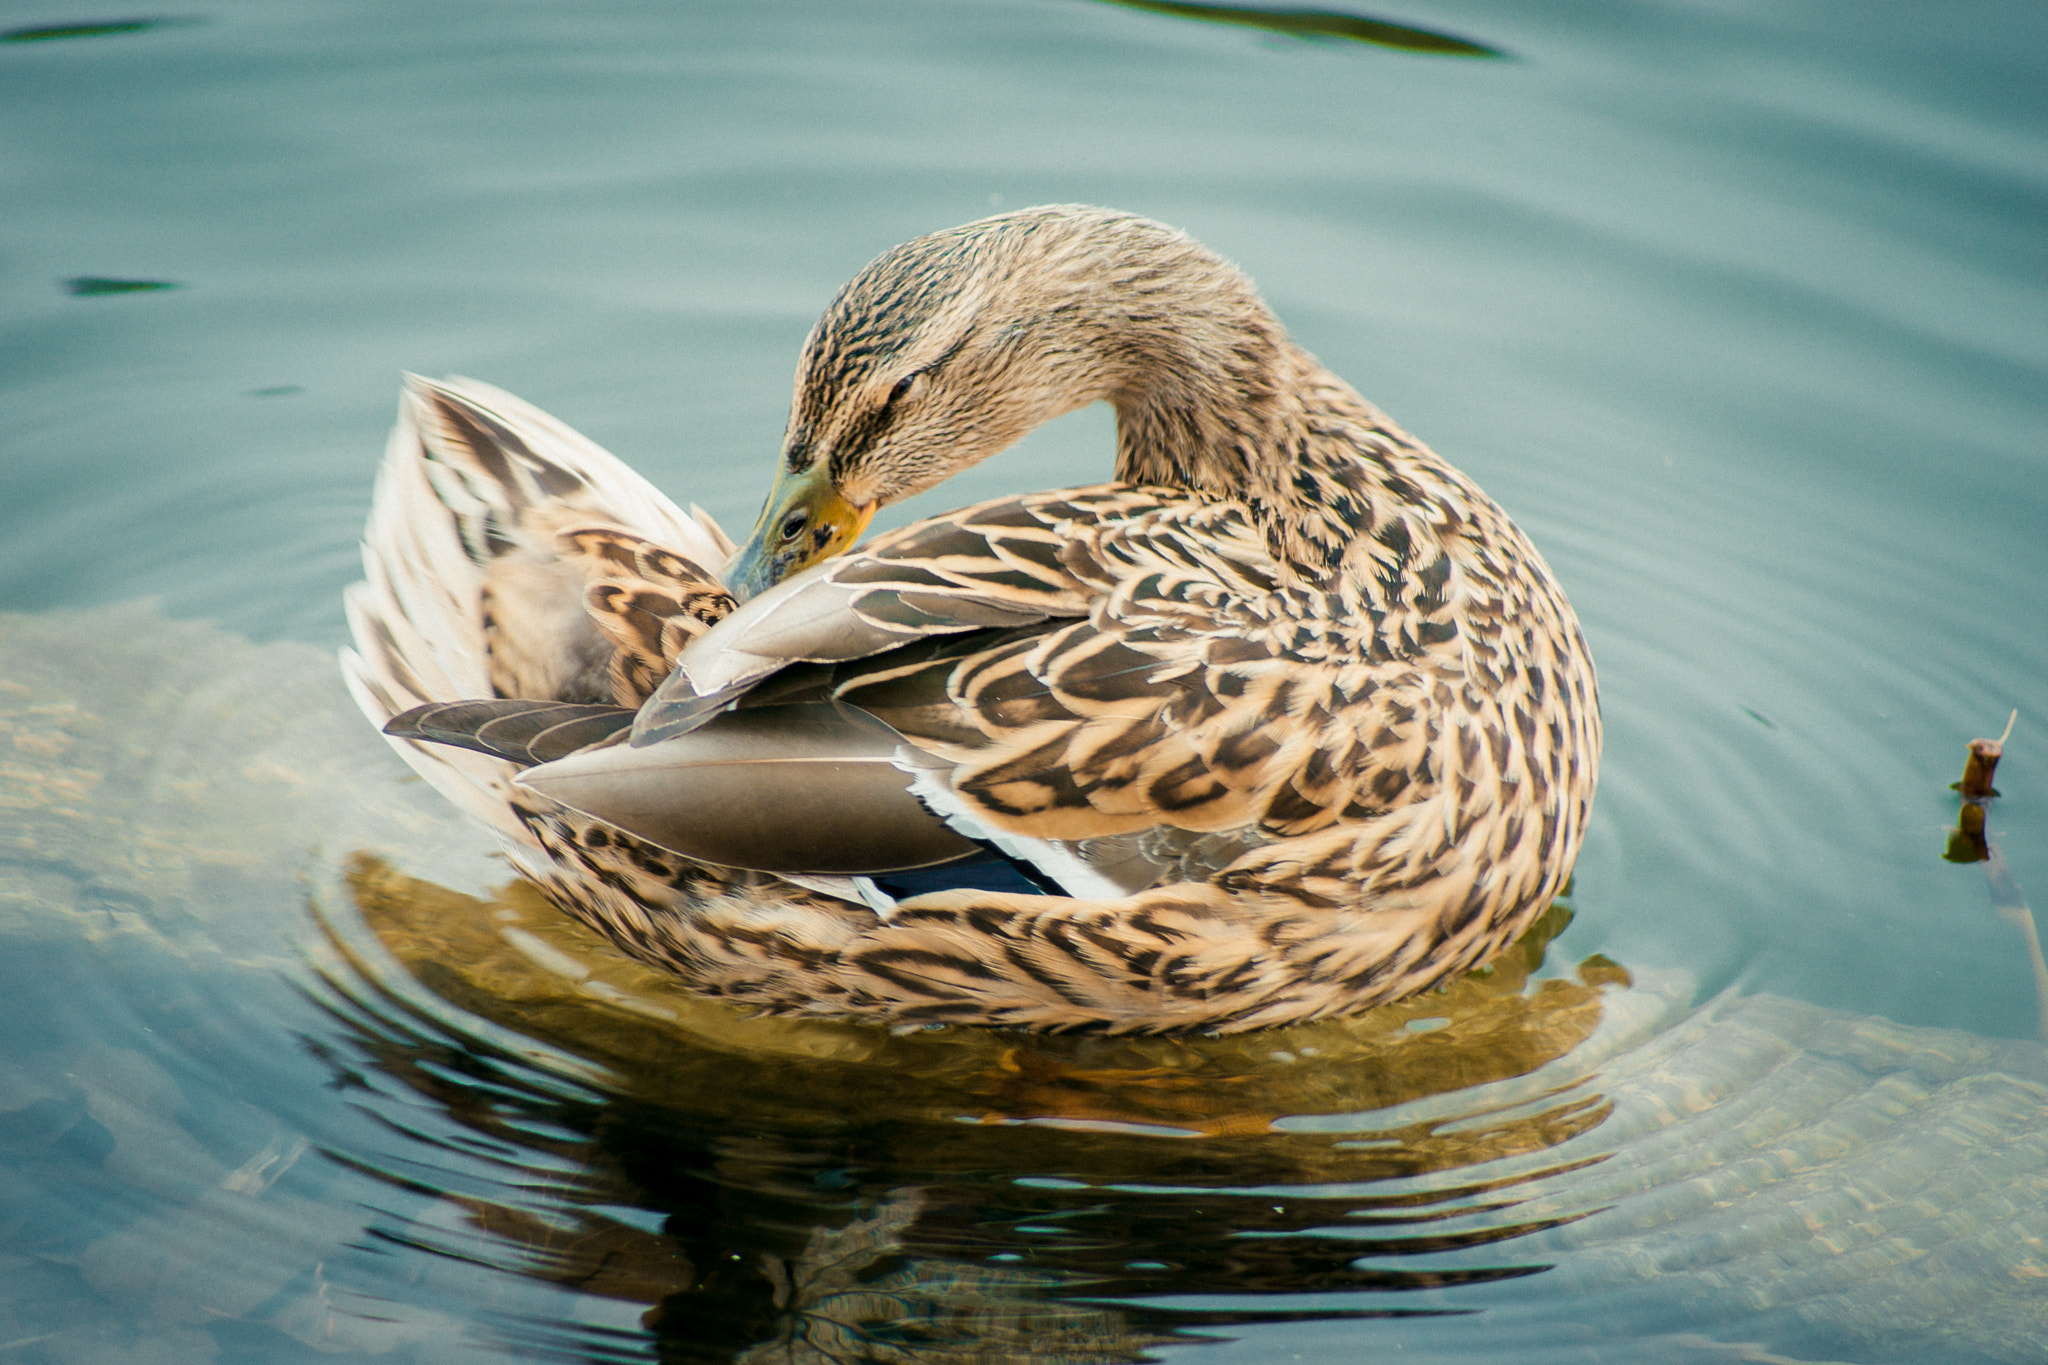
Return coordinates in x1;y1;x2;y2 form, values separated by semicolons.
343;375;736;856
406;375;730;572
349;415;494;700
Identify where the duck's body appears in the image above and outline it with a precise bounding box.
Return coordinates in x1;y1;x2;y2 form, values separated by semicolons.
345;207;1598;1034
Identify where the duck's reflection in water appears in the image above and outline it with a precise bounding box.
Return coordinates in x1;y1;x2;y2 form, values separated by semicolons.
316;858;1634;1362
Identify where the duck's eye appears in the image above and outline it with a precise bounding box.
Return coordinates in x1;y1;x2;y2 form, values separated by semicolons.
886;371;925;408
779;510;809;544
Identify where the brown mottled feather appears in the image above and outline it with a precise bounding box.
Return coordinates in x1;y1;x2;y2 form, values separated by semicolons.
557;526;735;705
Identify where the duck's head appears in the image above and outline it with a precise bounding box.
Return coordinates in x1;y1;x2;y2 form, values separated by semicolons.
723;205;1282;598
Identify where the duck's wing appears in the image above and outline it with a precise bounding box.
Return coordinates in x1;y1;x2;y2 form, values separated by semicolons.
547;491;1393;897
630;486;1176;743
498;488;1164;885
830;498;1343;849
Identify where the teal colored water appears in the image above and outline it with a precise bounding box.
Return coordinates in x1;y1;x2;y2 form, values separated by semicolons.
2;2;2044;1361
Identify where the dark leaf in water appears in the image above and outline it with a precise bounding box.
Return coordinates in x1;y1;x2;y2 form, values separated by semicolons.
248;385;305;397
2;18;175;42
1089;0;1502;57
63;276;179;296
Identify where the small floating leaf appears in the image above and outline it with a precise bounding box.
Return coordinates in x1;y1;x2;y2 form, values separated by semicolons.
2;19;170;42
1741;707;1776;729
1091;0;1503;57
248;385;305;398
63;276;178;296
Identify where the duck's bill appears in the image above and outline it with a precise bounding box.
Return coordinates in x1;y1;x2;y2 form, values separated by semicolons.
723;461;875;601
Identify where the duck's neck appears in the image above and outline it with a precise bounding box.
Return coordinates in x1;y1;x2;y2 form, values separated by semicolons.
1100;301;1360;573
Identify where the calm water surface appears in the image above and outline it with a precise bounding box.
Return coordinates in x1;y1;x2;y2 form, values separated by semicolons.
2;2;2044;1361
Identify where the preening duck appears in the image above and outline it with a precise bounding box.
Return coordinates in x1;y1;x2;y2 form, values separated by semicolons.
343;205;1599;1034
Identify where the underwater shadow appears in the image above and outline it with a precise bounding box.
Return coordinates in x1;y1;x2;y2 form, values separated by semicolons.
298;860;1633;1361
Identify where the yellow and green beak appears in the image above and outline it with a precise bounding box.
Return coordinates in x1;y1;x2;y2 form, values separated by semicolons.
722;459;876;600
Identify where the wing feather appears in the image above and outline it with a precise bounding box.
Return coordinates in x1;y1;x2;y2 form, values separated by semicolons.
627;480;1449;878
630;490;1161;744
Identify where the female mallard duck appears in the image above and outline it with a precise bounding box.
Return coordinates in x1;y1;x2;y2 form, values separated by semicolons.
344;205;1599;1034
